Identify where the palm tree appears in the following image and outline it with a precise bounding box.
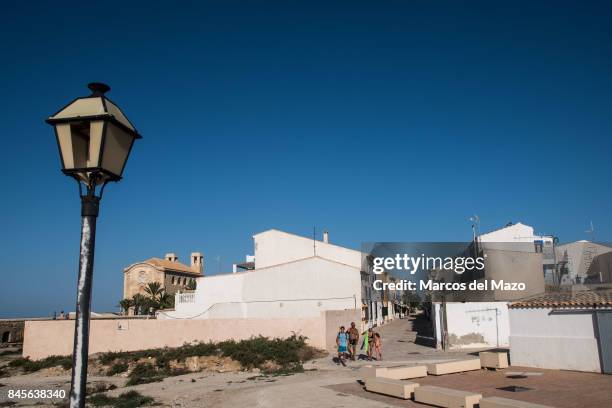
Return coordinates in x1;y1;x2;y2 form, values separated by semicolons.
118;298;134;315
132;293;146;315
144;282;164;301
158;292;175;309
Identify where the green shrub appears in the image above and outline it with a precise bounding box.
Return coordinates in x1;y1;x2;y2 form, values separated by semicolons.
7;358;27;368
99;349;161;365
107;361;129;376
126;363;162;386
87;390;155;408
87;382;117;394
124;362;187;386
100;334;313;380
8;356;72;372
218;334;308;369
154;342;217;369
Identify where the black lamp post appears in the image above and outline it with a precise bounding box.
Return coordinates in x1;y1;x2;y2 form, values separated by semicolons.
46;83;142;408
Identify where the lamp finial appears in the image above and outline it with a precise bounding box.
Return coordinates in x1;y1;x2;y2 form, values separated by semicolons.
88;82;111;96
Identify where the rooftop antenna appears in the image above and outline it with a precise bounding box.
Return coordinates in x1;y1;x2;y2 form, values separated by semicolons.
313;226;316;256
468;214;480;239
468;215;480;255
585;221;596;242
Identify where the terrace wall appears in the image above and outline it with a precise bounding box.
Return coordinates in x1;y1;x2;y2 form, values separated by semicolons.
22;309;359;360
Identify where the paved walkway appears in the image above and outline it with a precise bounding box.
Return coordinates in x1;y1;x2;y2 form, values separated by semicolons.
319;314;479;370
329;366;612;408
370;315;477;363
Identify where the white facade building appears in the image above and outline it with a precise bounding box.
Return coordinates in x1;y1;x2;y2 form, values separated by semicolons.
253;229;362;270
508;290;612;373
479;222;553;245
433;302;510;349
431;222;549;349
479;222;555;282
555;240;612;285
162;229;364;320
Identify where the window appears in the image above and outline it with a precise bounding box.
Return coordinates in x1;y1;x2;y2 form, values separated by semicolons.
171;276;175;285
534;240;543;253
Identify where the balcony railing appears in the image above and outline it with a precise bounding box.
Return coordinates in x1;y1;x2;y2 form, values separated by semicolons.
177;292;195;304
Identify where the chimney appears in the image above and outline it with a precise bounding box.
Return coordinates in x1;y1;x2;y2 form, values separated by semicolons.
164;253;178;262
191;252;204;274
323;230;329;243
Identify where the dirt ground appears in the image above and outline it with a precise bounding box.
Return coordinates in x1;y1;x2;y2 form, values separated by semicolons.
1;317;610;407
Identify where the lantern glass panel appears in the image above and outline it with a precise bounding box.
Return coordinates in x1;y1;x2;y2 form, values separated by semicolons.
54;120;105;171
100;122;134;177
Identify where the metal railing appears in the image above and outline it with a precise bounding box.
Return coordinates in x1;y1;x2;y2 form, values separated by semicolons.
177;293;196;304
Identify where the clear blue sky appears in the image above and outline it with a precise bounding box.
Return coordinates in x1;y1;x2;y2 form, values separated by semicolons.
1;1;611;317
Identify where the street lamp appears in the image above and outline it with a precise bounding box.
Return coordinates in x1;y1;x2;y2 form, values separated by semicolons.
46;83;142;408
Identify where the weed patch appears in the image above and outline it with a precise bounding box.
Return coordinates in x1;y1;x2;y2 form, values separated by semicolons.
107;361;129;376
8;356;72;372
126;363;188;386
217;334;309;372
98;334;316;381
87;382;117;394
87;390;156;407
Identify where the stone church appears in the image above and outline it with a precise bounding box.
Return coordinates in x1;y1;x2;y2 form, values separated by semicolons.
123;252;204;299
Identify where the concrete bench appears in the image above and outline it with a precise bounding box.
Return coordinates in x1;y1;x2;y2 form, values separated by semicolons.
426;359;481;375
480;396;556;408
381;365;428;380
365;377;420;399
480;351;509;369
361;365;389;378
414;385;482;408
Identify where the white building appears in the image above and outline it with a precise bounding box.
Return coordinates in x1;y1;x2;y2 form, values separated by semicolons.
479;222;555;282
509;289;612;373
479;221;553;245
555;240;612;285
432;221;549;349
433;302;510;349
161;229;365;321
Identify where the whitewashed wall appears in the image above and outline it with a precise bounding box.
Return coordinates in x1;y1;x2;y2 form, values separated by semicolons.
163;257;361;320
253;229;362;270
435;302;510;349
509;308;601;372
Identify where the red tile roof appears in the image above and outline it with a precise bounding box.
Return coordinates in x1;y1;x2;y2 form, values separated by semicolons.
142;258;202;275
509;289;612;309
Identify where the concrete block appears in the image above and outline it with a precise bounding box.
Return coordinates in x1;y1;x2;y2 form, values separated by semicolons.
365;377;420;400
381;365;428;379
480;351;509;369
426;359;481;375
361;365;388;378
480;396;556;408
414;385;482;408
